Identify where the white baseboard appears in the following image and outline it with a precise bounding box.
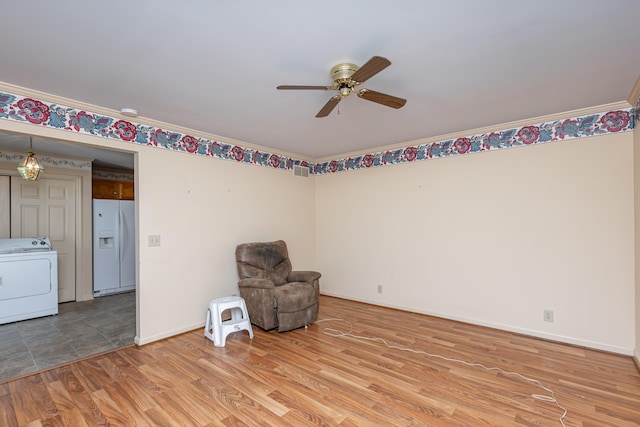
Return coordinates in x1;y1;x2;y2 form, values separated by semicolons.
320;292;633;356
135;321;204;346
132;294;636;358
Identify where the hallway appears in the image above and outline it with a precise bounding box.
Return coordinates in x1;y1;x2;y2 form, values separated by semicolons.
0;291;135;383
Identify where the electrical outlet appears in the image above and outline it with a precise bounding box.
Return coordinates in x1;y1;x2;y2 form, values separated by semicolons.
377;284;383;294
148;235;161;247
543;309;554;322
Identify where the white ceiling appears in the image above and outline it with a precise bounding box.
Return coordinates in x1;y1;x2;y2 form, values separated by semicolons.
1;0;639;169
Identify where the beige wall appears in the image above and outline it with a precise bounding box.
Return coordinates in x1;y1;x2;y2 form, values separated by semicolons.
316;132;635;354
135;145;316;343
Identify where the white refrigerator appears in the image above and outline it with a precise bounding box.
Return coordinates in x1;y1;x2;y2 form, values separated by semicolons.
93;199;136;296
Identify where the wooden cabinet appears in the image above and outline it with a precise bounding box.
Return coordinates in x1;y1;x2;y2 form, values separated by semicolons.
92;179;134;200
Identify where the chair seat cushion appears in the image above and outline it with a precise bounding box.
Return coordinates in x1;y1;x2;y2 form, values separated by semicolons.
274;282;316;313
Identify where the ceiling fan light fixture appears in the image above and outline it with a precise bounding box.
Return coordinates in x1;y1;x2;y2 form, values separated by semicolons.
17;137;44;181
339;85;351;98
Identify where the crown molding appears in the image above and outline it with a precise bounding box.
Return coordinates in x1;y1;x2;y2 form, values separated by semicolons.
1;82;633;177
316;101;631;162
627;74;640;106
0;81;312;162
313;105;633;175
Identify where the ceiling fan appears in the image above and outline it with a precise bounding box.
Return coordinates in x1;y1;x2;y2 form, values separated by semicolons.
277;56;407;118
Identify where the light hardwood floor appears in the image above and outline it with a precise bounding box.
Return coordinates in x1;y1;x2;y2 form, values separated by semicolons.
1;295;639;426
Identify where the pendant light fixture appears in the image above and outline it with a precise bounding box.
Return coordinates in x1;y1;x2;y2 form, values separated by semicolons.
17;136;44;181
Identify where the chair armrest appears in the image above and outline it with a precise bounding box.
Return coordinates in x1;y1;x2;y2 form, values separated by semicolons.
288;270;321;284
237;278;278;331
238;278;275;289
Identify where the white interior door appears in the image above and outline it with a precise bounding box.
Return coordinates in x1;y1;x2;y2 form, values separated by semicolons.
0;176;9;238
10;178;76;302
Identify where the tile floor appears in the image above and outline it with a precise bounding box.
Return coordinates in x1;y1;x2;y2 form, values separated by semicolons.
0;291;135;383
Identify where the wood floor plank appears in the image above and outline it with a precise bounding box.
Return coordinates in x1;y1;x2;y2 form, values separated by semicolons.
2;296;639;426
144;404;178;426
150;389;213;426
56;407;89;427
68;359;113;394
45;380;78;415
165;378;234;424
0;382;11;397
9;375;56;426
0;394;19;427
54;367;108;426
195;358;289;418
102;381;158;426
90;388;134;425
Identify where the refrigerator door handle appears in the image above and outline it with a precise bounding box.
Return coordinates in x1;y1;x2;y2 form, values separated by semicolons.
119;207;125;263
115;207;121;262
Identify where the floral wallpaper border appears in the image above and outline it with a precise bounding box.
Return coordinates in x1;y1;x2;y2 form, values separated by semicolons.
0;90;634;176
0;91;312;174
0;150;92;170
93;170;134;181
313;108;634;174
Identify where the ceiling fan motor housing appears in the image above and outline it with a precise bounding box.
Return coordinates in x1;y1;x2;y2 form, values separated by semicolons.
331;63;359;97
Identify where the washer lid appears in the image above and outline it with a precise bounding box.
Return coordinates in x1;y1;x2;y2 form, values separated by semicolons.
0;238;52;254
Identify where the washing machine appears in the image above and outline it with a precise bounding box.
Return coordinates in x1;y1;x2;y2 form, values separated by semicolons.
0;238;58;325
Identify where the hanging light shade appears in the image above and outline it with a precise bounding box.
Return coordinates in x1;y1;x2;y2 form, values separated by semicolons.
17;137;44;181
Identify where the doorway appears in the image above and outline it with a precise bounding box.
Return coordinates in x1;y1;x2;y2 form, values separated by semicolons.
0;132;137;383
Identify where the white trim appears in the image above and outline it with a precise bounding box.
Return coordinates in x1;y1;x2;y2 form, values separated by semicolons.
627;73;640;106
320;292;634;356
135;321;204;346
0;81;313;162
314;101;632;162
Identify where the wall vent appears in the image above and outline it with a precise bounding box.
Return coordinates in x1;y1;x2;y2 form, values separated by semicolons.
293;165;309;178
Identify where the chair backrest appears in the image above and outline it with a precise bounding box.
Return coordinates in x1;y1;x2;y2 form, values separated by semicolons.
235;240;292;285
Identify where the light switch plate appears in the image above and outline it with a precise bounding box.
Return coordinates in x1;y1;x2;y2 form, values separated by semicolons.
148;235;161;247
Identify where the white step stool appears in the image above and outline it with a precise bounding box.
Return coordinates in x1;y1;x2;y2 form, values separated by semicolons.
204;296;254;347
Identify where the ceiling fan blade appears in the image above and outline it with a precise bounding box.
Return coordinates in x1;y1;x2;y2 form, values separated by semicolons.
316;96;341;118
357;89;406;109
277;85;331;90
350;56;391;83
